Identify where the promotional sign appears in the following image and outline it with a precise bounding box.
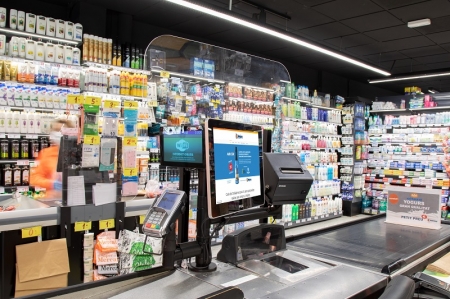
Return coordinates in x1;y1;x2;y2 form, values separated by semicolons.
213;128;261;205
385;186;441;230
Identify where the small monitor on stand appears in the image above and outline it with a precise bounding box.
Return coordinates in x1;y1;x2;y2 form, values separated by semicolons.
159;126;205;168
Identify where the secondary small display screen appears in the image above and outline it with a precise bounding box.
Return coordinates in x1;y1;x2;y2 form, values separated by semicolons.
161;126;204;166
157;192;179;211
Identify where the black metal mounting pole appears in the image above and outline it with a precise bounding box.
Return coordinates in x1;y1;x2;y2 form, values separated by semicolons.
188;168;216;272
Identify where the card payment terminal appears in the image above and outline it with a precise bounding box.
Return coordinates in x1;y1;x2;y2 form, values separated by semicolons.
142;189;187;238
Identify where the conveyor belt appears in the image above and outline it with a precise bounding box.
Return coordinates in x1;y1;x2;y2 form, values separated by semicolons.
288;217;450;273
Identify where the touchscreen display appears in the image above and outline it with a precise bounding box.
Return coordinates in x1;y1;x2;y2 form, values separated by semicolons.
213;128;261;205
157;192;179;211
162;127;203;165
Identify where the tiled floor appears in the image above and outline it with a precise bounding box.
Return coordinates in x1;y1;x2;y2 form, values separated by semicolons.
50;215;373;299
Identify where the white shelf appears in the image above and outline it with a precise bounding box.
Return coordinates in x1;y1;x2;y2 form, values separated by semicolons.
308;104;342;111
410;106;450;111
83;62;152;75
0;27;80;46
151;69;226;84
228;96;273;104
370;109;406;113
281;97;311;104
289;131;341;138
81;91;150;101
0;55;82;70
284;118;342;126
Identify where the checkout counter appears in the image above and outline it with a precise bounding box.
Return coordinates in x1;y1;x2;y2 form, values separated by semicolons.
107;119;450;299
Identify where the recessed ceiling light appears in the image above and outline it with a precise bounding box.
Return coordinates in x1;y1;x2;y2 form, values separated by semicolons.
165;0;391;76
407;18;431;28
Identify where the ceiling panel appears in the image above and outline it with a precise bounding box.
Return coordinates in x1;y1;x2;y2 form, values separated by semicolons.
389;0;450;21
422;61;450;69
400;45;448;57
381;36;435;52
415;16;450;35
312;0;382;20
364;25;421;42
324;34;376;49
265;6;334;30
262;46;316;58
291;0;335;7
347;43;385;56
341;12;404;32
427;31;450;44
294;52;339;65
206;29;266;46
364;51;409;63
371;0;429;9
167;15;236;37
135;2;204;27
234;38;287;53
393;58;422;67
415;53;450;64
299;22;357;40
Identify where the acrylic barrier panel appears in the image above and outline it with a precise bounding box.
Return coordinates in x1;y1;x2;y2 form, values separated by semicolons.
145;35;290;87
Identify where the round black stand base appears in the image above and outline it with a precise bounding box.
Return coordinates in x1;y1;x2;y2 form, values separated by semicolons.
188;262;217;272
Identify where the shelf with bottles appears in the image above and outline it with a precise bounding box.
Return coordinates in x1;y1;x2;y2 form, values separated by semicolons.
281;100;342;124
278;197;343;226
284;119;341;135
83;62;151;76
222;111;274;126
82;68;154;99
81;91;154;103
281;211;343;229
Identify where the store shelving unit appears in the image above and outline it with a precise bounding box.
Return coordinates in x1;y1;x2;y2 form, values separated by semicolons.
278;95;343;225
367;93;450;216
0;27;81;46
340;101;368;216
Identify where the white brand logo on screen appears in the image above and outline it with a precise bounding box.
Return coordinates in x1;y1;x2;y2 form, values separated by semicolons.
176;139;189;152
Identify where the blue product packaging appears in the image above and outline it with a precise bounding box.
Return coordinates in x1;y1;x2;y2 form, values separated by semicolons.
203;59;215;79
190;58;204;77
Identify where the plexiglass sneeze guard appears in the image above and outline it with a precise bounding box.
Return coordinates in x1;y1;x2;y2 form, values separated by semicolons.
144;35;290;88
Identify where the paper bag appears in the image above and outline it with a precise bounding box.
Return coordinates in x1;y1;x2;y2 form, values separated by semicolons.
15;265;67;291
16;239;70;283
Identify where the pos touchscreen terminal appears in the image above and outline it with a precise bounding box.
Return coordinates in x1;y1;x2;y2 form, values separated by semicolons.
142;189;187;238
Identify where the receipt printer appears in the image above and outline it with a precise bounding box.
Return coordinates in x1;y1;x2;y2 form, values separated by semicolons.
263;153;313;205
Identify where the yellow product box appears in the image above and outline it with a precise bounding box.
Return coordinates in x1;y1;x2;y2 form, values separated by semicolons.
384;170;393;175
392;170;402;176
443;179;450;187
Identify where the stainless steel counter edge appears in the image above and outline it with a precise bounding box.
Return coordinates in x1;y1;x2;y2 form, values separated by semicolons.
0;207;58;232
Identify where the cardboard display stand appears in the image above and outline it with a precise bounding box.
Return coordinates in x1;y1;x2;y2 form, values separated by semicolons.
385;186;441;230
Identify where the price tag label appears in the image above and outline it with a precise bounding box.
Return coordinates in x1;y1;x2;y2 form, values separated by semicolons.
104;100;120;108
139;215;145;225
148;100;158;107
84;135;100;145
84;96;101;106
17;160;29;166
67;94;84;105
180;92;187;97
124;137;137;147
307;218;312;221
301;219;306;223
99;219;115;230
25;135;38;139
287;222;292;226
296;220;300;224
22;226;42;238
123;168;138;176
74;221;92;232
124;101;138;109
160;71;170;78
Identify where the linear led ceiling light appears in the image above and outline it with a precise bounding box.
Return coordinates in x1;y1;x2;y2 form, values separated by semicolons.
165;0;391;76
369;72;450;84
407;18;431;28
